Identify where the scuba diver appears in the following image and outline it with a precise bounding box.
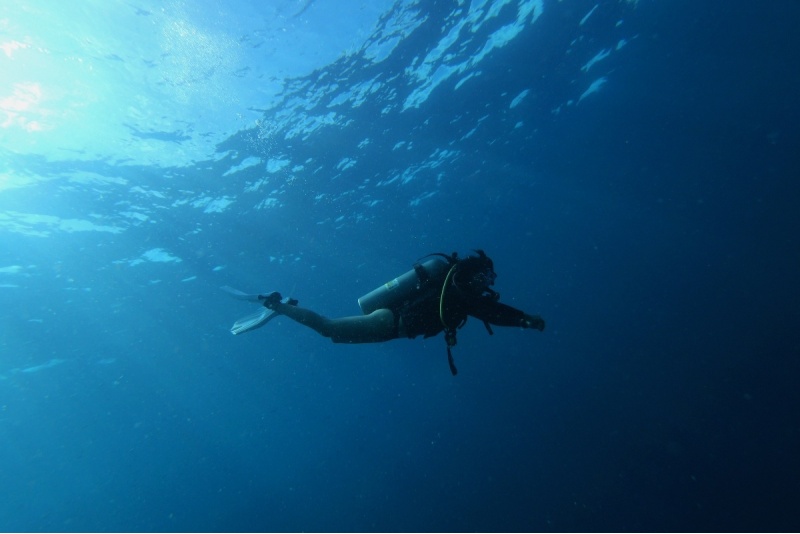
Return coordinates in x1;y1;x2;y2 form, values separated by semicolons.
222;250;545;375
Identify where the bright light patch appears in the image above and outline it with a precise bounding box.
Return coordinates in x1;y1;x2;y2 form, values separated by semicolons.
0;82;47;131
0;40;28;58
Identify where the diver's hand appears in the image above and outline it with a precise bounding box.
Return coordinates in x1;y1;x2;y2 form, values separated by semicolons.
522;314;545;331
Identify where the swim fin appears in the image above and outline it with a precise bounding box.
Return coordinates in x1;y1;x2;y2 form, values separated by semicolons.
230;307;279;335
220;285;265;303
222;285;293;335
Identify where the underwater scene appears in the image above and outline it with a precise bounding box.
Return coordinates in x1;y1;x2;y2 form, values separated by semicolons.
1;0;798;531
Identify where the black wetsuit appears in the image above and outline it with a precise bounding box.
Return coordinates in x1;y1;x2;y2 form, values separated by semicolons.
398;284;528;339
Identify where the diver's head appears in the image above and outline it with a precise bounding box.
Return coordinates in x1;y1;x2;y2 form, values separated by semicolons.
453;249;497;295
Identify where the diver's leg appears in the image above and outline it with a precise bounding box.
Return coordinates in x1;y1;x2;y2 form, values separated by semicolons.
270;301;397;343
325;310;398;343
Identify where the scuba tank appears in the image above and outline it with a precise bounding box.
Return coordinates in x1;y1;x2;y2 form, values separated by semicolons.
358;257;450;315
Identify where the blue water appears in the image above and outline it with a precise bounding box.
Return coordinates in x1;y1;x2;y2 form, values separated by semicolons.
2;0;799;531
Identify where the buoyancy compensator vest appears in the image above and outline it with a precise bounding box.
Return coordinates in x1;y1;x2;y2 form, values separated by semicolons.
358;251;497;376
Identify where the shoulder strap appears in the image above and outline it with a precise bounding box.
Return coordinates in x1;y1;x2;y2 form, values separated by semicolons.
412;262;431;287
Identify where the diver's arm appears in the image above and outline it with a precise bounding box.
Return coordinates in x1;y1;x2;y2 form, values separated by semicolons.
471;298;545;331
